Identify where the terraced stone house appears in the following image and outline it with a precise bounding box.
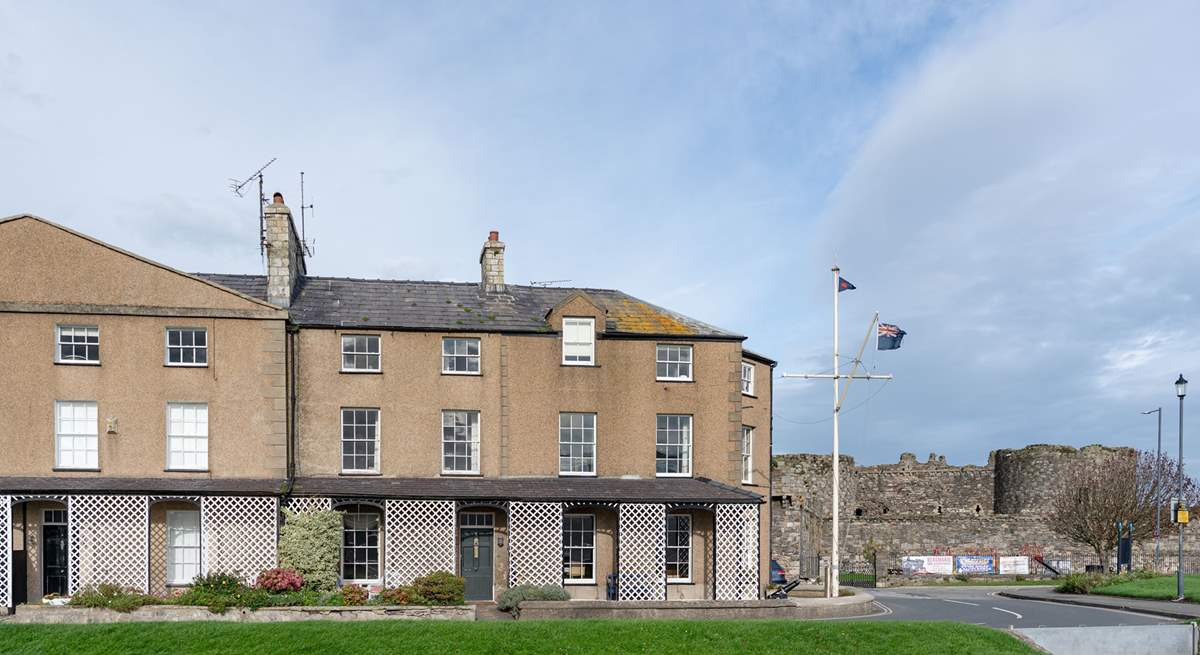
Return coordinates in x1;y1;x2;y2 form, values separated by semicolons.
0;198;773;610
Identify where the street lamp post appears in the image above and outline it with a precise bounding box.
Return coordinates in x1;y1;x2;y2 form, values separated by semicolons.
1145;407;1163;570
1176;374;1187;601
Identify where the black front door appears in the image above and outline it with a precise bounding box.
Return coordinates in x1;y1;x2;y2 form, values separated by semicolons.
460;528;493;601
43;523;68;596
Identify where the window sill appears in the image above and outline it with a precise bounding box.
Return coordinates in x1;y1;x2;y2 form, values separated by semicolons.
54;361;100;367
667;579;693;585
656;378;693;384
441;471;482;477
559;472;597;478
165;364;209;369
52;467;101;472
563;579;595;586
441;371;482;377
164;469;210;473
741;393;757;399
655;473;694;478
340;471;382;476
340;369;382;375
561;363;598;368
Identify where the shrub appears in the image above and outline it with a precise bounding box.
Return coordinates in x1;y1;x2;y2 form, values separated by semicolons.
953;574;970;583
497;584;570;616
190;571;244;596
373;587;414;606
256;567;305;592
411;571;465;605
341;584;369;606
279;509;342;592
69;584;150;613
1056;572;1108;594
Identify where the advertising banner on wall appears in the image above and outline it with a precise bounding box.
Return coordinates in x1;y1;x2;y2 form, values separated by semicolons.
998;556;1030;574
954;555;995;574
901;555;954;575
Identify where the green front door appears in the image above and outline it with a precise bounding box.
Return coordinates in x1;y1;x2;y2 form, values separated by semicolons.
460;528;494;601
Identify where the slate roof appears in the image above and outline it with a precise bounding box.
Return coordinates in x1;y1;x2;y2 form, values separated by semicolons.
290;476;761;504
0;476;762;504
0;476;283;496
196;273;743;339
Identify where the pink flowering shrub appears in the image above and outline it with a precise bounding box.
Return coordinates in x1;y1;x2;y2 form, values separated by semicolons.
255;567;305;592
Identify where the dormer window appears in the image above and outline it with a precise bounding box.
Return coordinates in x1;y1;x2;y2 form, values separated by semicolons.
562;318;595;366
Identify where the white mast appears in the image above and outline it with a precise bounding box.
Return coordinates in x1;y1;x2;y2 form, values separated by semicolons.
831;266;841;599
782;269;893;599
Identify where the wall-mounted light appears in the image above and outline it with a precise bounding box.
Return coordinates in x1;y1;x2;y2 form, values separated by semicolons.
106;417;118;434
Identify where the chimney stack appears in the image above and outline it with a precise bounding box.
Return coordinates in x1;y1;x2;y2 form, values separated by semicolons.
479;230;505;293
264;192;307;307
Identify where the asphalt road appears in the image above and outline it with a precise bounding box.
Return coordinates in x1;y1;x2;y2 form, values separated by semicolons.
861;586;1174;628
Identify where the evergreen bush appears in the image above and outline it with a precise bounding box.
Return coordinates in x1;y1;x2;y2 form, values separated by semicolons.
278;509;342;592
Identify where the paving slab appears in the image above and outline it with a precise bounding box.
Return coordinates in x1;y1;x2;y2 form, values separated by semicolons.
1015;624;1198;655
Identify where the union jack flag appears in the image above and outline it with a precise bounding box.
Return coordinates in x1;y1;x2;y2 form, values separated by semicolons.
878;322;906;351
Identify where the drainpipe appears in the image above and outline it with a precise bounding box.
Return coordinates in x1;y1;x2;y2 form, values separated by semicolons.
283;325;299;499
767;359;776;597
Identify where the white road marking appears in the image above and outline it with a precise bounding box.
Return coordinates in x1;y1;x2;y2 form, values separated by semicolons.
992;607;1022;619
943;599;980;606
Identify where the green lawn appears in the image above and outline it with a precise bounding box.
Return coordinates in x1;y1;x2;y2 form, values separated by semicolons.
1094;574;1200;602
0;619;1037;654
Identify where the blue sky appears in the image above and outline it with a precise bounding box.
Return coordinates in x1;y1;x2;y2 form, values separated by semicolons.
2;1;1197;466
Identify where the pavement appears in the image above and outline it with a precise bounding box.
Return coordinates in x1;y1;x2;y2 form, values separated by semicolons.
998;585;1200;620
862;586;1175;628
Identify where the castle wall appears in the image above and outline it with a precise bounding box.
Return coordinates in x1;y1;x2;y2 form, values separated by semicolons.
771;443;1185;575
855;453;993;517
993;444;1133;515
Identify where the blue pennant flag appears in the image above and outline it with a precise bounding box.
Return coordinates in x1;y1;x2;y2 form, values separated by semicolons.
878;322;906;351
838;277;856;292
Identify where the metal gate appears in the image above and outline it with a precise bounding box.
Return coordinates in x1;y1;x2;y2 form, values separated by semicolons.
840;554;877;589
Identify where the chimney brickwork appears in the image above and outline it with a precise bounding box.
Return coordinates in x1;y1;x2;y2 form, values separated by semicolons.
265;193;306;308
480;230;506;293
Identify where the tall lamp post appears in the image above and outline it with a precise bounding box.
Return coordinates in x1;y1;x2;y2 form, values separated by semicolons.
1144;407;1163;570
1176;374;1187;601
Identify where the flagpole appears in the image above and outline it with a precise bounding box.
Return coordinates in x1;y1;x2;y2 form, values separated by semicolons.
831;266;841;599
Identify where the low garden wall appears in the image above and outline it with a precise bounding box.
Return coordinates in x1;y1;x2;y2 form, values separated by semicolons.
10;604;475;624
518;593;876;621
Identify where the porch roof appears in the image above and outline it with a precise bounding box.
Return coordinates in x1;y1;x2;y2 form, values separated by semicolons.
0;476;762;504
289;476;763;504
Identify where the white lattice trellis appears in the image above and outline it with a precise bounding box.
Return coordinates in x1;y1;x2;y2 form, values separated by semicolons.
283;497;333;515
68;495;149;593
508;501;563;588
384;500;455;586
201;496;278;583
2;496;10;609
617;503;666;601
715;503;760;600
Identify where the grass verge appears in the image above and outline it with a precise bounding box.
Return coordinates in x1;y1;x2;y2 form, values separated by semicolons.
1093;574;1200;603
0;619;1038;655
